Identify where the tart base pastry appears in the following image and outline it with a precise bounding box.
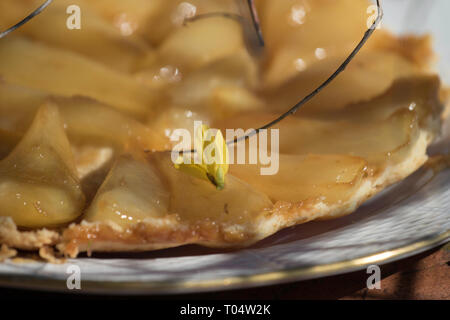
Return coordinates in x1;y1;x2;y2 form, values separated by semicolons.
0;217;60;251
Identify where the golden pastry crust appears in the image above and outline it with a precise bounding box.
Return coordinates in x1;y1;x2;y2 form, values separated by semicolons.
59;218;243;258
0;244;17;262
0;217;60;251
38;246;66;264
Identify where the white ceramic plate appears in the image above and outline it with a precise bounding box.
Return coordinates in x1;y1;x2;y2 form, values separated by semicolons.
0;0;448;294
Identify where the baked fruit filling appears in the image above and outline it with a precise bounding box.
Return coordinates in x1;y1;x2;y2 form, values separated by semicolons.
0;0;445;259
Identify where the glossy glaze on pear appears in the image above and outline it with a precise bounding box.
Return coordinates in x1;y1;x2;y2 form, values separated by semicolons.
0;104;85;228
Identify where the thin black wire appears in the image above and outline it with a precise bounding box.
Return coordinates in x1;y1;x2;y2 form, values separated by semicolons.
179;0;383;152
247;0;264;47
230;0;383;145
183;0;264;51
0;0;53;39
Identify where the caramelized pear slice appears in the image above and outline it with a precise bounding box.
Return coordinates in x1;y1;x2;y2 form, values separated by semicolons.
148;107;211;150
310;76;442;123
0;82;45;133
0;104;85;228
222;110;416;173
80;0;162;24
210;85;265;119
259;0;370;87
142;0;238;46
0;37;157;118
230;154;368;204
267;109;419;170
168;51;259;113
158;16;244;72
0;82;166;151
263;51;420;115
50;96;166;151
0;0;152;73
85;0;237;45
218;77;441;170
84;153;169;228
151;153;273;225
82;0;166;43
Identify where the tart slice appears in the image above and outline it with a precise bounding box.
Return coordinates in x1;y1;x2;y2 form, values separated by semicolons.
57;75;443;257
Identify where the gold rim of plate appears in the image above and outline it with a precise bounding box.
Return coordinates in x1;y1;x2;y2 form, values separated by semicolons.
0;231;448;295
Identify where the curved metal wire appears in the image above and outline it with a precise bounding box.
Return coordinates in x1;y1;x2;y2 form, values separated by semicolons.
184;0;265;57
176;0;383;153
247;0;264;47
230;0;383;145
0;0;53;39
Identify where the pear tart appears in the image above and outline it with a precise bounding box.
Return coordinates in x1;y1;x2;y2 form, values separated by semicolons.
0;0;445;259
